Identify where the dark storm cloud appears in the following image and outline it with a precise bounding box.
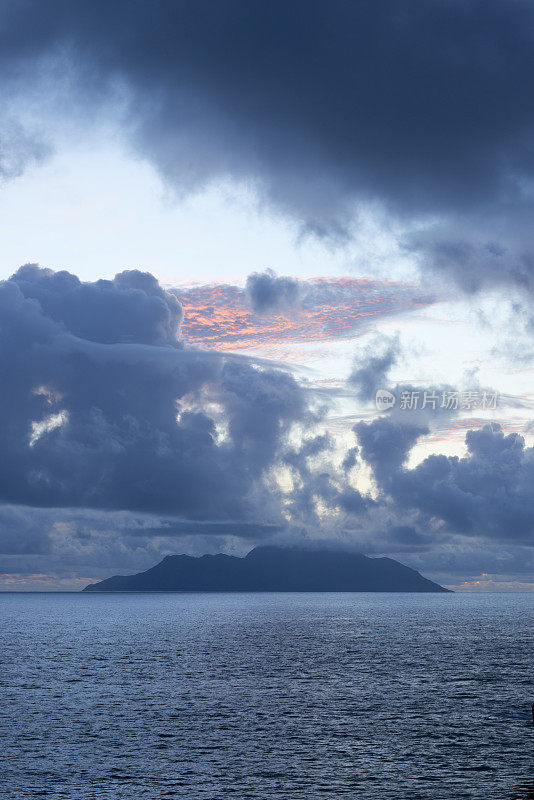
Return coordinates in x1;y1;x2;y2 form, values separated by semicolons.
405;232;534;294
0;507;51;555
349;334;401;402
355;416;429;485
392;424;534;542
341;447;359;473
2;1;534;289
340;335;533;554
281;432;377;527
245;270;300;313
0;265;307;525
354;419;534;544
127;520;283;539
14;264;183;345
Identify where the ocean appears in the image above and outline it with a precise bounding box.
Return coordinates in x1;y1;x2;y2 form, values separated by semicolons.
1;592;533;799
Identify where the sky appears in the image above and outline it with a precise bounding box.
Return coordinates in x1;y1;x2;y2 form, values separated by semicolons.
0;0;533;591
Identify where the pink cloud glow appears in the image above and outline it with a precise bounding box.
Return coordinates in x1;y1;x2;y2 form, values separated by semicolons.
172;277;433;353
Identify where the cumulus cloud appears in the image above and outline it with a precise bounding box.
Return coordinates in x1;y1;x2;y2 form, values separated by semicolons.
0;266;308;525
355;416;429;486
0;265;531;585
0;264;447;582
349;333;401;402
245;269;300;313
390;424;534;542
354;419;534;545
14;264;183;345
1;2;534;585
1;264;529;585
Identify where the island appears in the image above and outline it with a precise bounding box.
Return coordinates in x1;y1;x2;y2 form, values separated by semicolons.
83;546;450;592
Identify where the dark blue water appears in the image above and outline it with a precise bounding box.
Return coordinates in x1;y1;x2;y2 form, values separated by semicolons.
1;592;533;799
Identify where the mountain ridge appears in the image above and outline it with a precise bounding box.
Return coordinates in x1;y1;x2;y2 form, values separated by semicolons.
83;546;451;593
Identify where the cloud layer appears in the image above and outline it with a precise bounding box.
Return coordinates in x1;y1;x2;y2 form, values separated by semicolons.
175;276;431;353
0;266;307;523
1;3;534;586
0;265;532;587
3;1;534;291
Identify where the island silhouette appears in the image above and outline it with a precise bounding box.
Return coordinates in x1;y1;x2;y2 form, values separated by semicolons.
83;546;450;592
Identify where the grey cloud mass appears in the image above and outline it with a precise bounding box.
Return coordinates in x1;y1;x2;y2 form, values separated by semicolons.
354;418;534;545
13;264;183;345
0;266;307;523
349;334;401;403
245;269;300;313
0;3;533;586
2;1;534;291
0;264;532;584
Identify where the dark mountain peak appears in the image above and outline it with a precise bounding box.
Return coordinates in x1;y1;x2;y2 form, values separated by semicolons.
83;545;450;593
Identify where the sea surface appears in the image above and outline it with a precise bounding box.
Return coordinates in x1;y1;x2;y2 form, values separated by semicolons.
0;592;533;799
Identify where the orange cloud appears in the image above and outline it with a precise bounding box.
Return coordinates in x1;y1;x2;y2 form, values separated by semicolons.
0;573;94;590
445;574;534;592
172;277;433;354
